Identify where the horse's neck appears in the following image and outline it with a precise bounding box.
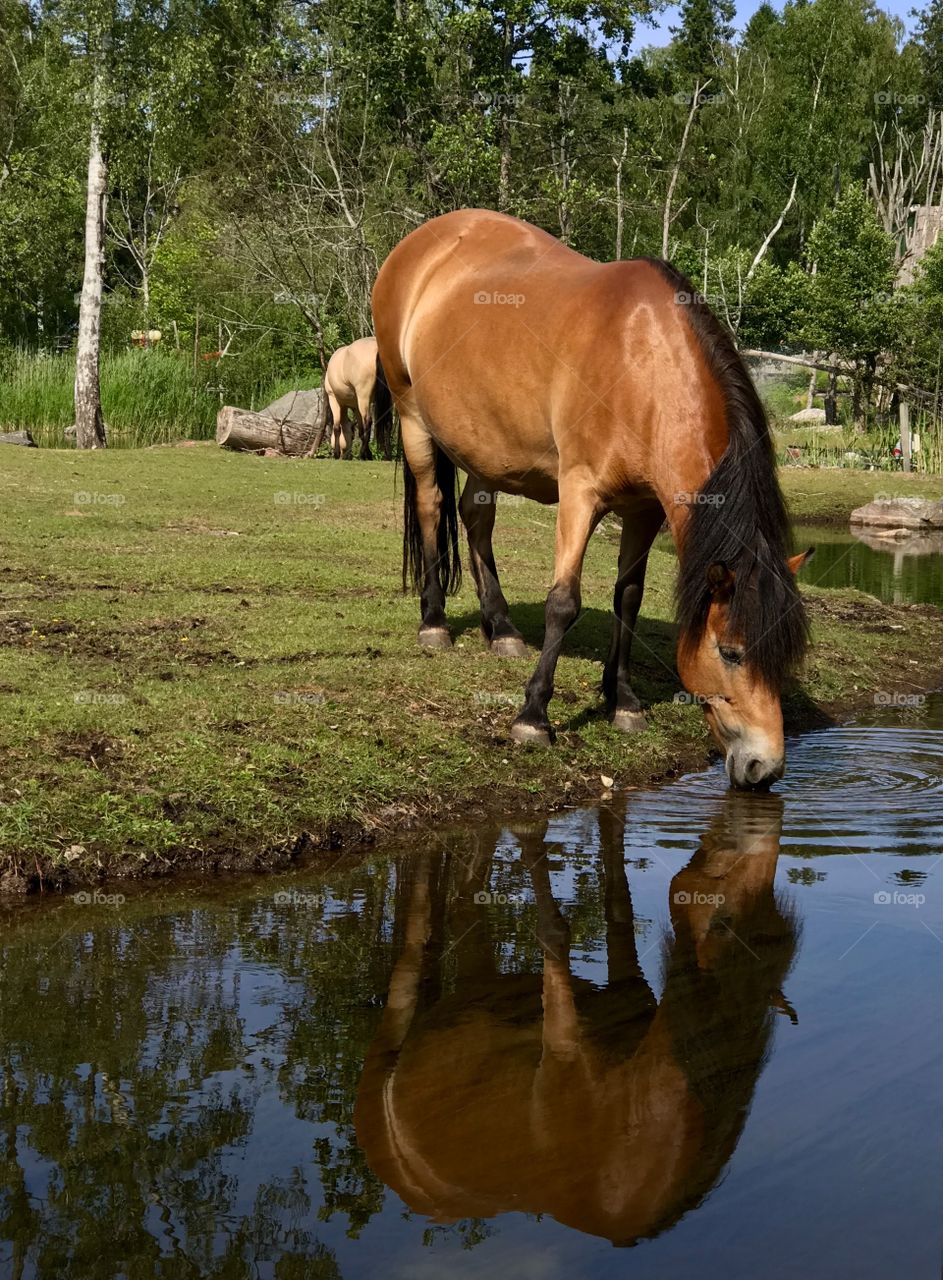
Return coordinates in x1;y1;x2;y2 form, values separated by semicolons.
656;457;717;553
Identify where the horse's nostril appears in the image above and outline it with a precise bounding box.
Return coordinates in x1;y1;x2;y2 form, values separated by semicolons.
740;757;784;790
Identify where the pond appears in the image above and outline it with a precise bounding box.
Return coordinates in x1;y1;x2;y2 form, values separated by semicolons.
2;694;943;1279
653;524;943;608
797;525;943;607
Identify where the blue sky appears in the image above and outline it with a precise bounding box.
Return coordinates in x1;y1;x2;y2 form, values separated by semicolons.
631;0;920;52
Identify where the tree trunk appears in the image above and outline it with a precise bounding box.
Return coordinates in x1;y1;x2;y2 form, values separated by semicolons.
663;84;703;259
614;127;628;260
74;87;108;450
497;21;513;211
498;107;512;211
825;369;838;425
805;365;817;410
216;405;321;455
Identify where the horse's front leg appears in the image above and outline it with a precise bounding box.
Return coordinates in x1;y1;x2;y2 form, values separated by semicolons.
458;476;527;657
602;505;663;733
511;485;602;745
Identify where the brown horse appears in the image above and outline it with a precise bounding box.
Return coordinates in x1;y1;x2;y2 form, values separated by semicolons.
314;336;394;461
354;795;797;1245
372;210;811;787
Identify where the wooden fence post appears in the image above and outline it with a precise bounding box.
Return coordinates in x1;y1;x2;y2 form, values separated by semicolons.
900;399;912;472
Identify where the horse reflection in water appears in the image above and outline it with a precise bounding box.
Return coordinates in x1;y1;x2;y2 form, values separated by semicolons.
355;795;798;1246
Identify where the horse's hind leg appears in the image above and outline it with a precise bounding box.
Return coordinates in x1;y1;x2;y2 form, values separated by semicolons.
342;408;356;460
328;394;346;458
355;392;373;460
401;411;457;650
603;505;663;733
511;483;602;745
459;476;527;658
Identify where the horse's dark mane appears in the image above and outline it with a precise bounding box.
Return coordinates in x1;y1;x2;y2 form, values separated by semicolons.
643;259;809;687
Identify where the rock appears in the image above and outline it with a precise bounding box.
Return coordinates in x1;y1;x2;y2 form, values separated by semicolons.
788;408;827;423
850;497;943;529
260;388;324;427
0;429;37;447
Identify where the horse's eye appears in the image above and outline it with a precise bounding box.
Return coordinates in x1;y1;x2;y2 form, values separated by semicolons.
719;645;744;666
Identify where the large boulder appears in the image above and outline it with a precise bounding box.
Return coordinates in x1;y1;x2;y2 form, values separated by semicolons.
260;388;324;426
850;497;943;529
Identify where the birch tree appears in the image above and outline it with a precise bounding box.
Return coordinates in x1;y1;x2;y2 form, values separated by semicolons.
74;29;109;449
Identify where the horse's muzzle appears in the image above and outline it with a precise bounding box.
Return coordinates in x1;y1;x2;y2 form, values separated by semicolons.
726;752;785;791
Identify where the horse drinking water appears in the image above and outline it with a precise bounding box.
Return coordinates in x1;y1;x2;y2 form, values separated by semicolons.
372;210;810;788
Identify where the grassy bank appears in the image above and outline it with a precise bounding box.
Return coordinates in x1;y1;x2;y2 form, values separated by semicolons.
0;451;941;892
782;467;943;523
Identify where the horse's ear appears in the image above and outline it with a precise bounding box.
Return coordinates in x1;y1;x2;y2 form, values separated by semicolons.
786;547;815;576
706;562;734;599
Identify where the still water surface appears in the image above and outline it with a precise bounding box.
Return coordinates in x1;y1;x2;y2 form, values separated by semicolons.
654;523;943;607
798;524;943;606
2;692;943;1279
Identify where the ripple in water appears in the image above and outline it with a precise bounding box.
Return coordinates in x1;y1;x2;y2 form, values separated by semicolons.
625;726;943;857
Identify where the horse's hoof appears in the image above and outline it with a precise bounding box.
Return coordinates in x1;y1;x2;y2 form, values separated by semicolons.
510;719;553;747
418;627;452;650
612;708;647;733
491;635;528;658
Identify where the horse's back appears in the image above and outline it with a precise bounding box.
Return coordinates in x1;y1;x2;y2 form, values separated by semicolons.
373;211;697;499
373;209;590;380
327;336;378;400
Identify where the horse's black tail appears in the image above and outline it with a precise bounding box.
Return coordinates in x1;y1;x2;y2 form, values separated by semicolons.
402;445;462;596
374;354;395;461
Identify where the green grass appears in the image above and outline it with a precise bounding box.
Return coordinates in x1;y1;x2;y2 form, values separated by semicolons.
0;450;941;887
781;467;943;522
0;349;322;448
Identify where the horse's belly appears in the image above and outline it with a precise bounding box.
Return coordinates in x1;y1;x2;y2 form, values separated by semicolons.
416;394;560;502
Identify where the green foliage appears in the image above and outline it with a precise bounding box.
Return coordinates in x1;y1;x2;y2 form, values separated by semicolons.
3;0;943;446
671;0;735;80
887;239;943;397
914;0;943;109
740;261;805;349
792;185;897;365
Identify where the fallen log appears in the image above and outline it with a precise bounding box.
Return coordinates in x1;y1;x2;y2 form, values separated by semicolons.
216;405;320;456
0;430;37;447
